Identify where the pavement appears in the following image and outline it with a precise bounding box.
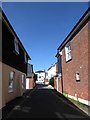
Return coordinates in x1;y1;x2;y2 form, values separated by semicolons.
2;84;90;119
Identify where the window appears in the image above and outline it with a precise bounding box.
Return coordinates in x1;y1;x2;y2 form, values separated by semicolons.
76;72;80;82
24;53;27;63
65;42;72;62
14;38;19;54
39;76;41;78
8;71;15;93
57;55;62;74
22;74;26;89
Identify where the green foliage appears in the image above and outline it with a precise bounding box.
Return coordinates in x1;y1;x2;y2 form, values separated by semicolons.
63;91;68;97
66;96;90;115
49;77;54;87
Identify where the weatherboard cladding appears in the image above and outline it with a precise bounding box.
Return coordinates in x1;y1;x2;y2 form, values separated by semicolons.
2;10;30;60
2;20;26;73
1;10;30;73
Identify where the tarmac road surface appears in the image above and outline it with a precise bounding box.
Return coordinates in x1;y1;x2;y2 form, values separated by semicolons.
2;84;90;119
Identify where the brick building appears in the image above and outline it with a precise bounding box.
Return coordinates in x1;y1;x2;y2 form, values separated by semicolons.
56;7;90;106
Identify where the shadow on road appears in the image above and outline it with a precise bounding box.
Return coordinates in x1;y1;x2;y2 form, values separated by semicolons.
2;84;90;119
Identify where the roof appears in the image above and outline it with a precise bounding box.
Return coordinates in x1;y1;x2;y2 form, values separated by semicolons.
55;51;59;58
35;70;45;73
1;8;31;60
57;7;90;51
47;63;56;71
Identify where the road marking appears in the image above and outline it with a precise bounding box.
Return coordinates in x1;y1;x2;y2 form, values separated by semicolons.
22;106;31;113
55;112;64;118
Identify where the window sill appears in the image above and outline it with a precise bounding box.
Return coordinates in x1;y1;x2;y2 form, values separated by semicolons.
13;50;19;55
76;80;80;82
8;90;14;93
66;58;72;63
24;61;27;64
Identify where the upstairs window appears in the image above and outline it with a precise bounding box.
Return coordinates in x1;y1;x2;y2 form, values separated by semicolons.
65;42;72;62
39;76;41;78
24;53;27;63
57;55;62;74
14;38;19;54
8;71;15;93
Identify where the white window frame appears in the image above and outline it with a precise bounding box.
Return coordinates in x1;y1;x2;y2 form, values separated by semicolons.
8;71;15;93
22;74;26;89
65;42;72;62
14;38;19;54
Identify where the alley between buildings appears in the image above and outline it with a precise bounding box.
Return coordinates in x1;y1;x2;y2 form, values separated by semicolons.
2;84;90;119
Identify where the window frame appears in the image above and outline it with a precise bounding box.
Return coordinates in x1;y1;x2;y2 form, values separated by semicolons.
22;74;26;89
14;38;19;54
76;72;80;82
65;42;72;62
24;53;27;63
8;71;15;93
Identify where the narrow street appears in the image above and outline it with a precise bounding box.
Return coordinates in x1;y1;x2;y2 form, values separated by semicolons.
2;84;90;119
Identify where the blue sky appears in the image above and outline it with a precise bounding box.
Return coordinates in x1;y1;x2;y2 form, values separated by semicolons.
2;2;88;71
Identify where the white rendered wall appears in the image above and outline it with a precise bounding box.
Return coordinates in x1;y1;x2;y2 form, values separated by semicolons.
47;64;56;80
35;72;45;83
26;78;29;89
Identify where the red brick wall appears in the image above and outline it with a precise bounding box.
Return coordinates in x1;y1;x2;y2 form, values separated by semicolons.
29;78;35;89
54;76;62;93
44;79;49;85
61;22;89;101
54;77;57;89
56;62;58;73
58;76;62;93
44;79;48;83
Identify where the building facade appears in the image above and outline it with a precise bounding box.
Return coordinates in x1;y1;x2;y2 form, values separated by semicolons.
1;10;31;108
47;63;57;80
35;70;46;84
56;7;90;106
26;64;36;89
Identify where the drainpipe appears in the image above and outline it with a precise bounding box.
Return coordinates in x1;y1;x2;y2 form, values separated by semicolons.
57;77;58;91
61;72;63;94
59;51;63;94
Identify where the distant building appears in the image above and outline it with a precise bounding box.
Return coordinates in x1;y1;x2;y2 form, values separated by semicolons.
0;9;31;108
47;63;57;80
35;70;46;84
26;64;36;89
56;7;90;106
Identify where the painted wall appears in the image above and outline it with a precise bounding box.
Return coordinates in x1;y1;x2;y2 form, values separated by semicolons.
47;64;57;80
2;20;28;74
35;71;45;83
2;63;26;108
